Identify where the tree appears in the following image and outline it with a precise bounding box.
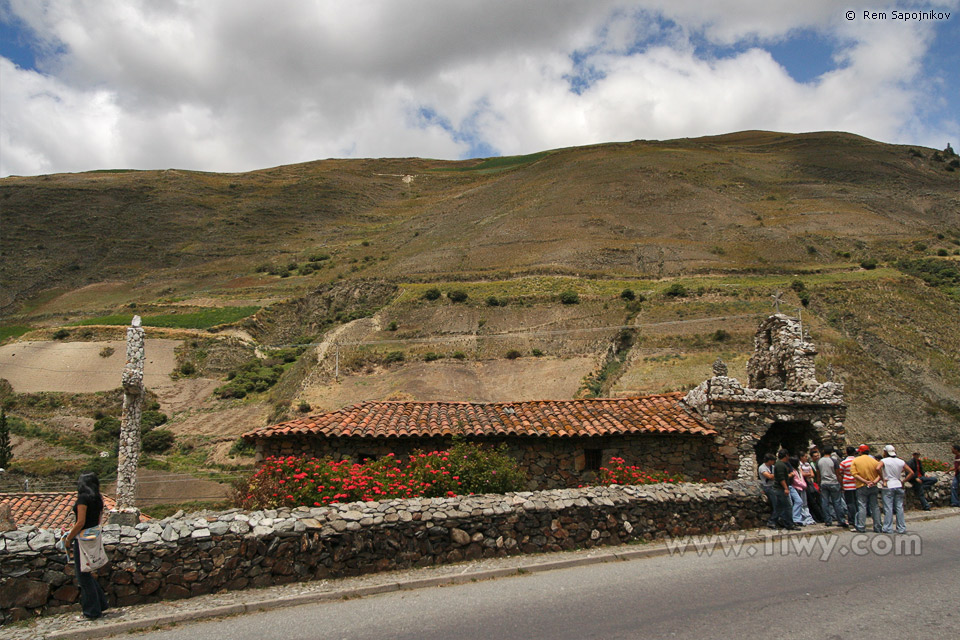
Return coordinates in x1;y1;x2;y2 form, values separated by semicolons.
0;409;12;468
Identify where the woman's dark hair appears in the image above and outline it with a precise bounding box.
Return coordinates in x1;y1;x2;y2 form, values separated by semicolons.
77;472;101;501
788;456;800;469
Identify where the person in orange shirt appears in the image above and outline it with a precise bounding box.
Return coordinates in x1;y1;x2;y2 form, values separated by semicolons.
850;444;882;533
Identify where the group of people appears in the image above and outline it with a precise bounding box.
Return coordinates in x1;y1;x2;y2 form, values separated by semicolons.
759;443;960;534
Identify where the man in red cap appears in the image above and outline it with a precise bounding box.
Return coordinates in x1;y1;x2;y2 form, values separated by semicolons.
850;444;882;533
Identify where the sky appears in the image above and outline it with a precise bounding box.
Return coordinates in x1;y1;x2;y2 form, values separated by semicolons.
1;0;958;177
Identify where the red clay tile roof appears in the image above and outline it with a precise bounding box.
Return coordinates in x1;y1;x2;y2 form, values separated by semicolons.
0;492;148;530
243;392;716;440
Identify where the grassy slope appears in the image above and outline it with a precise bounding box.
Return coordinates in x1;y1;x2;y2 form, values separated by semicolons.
2;131;959;467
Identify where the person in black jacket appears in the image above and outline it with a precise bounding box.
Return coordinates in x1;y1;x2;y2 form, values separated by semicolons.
905;452;937;510
64;472;109;620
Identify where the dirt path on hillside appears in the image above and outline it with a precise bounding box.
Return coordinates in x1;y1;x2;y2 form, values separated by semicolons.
102;469;233;505
0;339;179;393
150;377;222;415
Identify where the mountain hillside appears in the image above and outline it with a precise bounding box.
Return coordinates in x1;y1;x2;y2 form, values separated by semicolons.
1;130;958;501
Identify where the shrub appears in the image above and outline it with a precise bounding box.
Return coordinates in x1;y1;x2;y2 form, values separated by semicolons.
423;352;442;362
620;289;635;301
486;296;502;307
920;457;949;473
298;401;312;413
806;245;817;255
937;249;948;256
711;329;730;342
309;253;330;262
452;351;467;360
790;280;805;292
447;290;468;303
860;258;878;270
215;359;284;399
52;329;69;340
387;321;398;331
141;410;168;431
914;242;927;252
142;429;175;453
559;290;580;305
423;288;442;301
179;361;197;376
798;291;810;307
234;441;526;509
92;417;122;444
228;438;255;457
663;283;687;298
505;349;522;359
531;349;544;357
599;457;684;486
384;351;405;364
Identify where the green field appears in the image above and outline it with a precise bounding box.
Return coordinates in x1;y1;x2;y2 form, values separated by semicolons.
69;306;260;329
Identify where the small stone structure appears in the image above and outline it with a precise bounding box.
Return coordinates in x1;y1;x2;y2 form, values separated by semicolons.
113;316;145;523
684;313;846;480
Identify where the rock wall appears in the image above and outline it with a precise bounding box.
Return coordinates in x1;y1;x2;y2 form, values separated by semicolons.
257;434;733;488
3;475;952;622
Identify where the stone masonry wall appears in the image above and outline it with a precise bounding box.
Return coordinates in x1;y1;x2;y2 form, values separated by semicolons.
256;434;733;488
3;475;952;623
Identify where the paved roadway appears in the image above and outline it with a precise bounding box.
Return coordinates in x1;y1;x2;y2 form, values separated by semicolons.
128;517;959;640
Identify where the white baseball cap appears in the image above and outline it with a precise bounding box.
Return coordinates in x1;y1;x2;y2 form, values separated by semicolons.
883;445;897;457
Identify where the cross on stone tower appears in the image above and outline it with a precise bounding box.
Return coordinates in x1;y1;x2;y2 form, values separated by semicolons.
113;316;144;522
770;290;784;314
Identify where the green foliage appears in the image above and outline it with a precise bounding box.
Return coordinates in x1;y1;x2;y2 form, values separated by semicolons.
447;290;468;303
423;287;442;301
141;410;169;431
52;328;70;340
452;351;467;360
228;437;256;457
937;249;949;256
309;253;331;262
806;245;817;255
505;349;522;359
298;401;312;413
486;295;505;307
711;329;730;342
913;242;927;252
70;306;260;329
0;325;32;342
440;151;550;174
384;350;405;364
387;321;398;331
798;290;810;307
620;289;636;301
790;280;805;292
142;429;175;453
559;290;580;304
895;258;960;296
215;359;284;399
92;416;122;444
423;352;442;362
860;258;878;270
0;409;12;468
663;283;687;298
179;361;197;376
531;348;544;357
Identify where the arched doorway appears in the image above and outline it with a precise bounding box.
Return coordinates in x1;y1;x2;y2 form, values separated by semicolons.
754;420;822;461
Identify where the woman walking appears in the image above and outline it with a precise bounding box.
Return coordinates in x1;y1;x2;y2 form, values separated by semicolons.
63;472;109;620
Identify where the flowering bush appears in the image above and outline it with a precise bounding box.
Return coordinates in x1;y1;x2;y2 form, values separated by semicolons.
921;457;950;473
235;440;526;510
598;457;684;486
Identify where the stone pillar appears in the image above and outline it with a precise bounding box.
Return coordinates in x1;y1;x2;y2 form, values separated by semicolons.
112;316;144;524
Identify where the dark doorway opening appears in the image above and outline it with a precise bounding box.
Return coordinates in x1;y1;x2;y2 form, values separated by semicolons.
755;421;821;462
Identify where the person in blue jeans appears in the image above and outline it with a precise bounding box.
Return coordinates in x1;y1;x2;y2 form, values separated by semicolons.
878;445;913;534
64;472;109;620
952;445;960;507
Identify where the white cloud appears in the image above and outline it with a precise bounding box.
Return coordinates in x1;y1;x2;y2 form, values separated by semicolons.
0;0;957;176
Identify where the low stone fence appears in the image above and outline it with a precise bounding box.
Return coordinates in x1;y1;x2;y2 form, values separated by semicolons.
1;474;953;623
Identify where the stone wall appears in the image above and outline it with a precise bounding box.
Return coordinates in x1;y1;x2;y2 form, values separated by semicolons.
3;475;952;623
256;434;733;488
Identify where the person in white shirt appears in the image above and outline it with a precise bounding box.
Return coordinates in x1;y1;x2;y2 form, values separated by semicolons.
877;445;914;534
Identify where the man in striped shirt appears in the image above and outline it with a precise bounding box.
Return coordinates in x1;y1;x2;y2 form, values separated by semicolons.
838;445;858;530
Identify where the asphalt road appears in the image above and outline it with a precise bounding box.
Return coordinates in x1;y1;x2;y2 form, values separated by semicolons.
128;517;959;640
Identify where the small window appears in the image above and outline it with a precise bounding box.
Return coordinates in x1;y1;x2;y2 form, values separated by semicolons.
584;448;602;471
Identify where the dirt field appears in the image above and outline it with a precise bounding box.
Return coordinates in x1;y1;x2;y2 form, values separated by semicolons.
102;468;233;506
300;356;597;412
0;339;180;393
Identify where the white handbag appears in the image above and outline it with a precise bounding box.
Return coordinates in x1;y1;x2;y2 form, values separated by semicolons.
77;526;109;572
